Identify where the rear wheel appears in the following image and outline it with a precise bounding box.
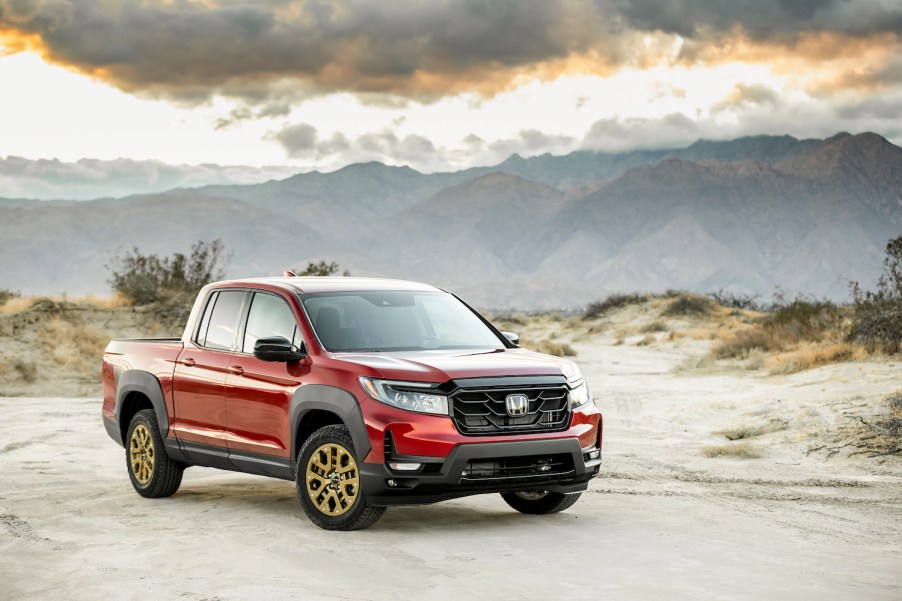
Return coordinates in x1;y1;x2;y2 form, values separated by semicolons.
296;424;385;531
126;409;183;498
500;490;582;514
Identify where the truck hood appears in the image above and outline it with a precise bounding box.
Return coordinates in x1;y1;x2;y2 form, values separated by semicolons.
332;348;571;382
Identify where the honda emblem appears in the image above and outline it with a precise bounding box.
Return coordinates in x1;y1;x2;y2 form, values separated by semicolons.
505;394;529;416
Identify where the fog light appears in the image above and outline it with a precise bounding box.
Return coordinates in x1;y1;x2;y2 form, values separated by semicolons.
584;449;601;460
389;462;422;471
386;479;397;487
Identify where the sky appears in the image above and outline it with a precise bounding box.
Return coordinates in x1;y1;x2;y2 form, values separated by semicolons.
1;0;901;180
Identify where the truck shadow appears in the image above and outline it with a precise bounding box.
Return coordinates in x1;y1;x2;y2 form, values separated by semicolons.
170;479;577;532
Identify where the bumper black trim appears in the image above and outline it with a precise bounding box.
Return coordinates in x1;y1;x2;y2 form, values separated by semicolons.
362;438;602;506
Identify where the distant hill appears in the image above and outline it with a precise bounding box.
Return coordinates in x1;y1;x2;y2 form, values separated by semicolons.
1;133;899;309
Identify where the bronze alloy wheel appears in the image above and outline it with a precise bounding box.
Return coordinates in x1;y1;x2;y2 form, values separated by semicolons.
305;442;359;516
129;423;155;486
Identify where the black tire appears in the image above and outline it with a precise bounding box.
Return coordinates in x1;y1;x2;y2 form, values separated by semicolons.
126;409;183;498
296;424;386;531
500;490;582;514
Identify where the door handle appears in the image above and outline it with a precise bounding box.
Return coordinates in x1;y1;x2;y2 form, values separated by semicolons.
228;365;244;376
182;358;196;367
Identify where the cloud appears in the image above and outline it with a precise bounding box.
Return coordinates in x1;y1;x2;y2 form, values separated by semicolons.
607;0;902;42
584;113;705;151
711;83;780;113
0;0;623;103
3;0;897;107
0;156;300;200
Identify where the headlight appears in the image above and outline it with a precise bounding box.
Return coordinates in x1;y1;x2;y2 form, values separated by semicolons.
569;381;592;410
560;361;583;386
359;377;448;415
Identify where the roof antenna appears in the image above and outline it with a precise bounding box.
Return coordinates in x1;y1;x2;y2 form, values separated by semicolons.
283;270;298;277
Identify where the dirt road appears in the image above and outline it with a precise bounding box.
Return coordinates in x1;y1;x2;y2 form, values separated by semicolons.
2;334;901;600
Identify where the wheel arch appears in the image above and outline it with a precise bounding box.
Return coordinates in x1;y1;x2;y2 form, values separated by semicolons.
115;370;170;445
290;385;371;467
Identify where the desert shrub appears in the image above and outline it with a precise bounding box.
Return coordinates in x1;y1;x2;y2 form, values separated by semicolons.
0;289;19;305
12;358;37;383
766;299;840;339
712;298;842;359
107;239;228;305
583;293;647;319
711;328;772;358
636;333;655;346
663;294;713;317
848;236;902;353
708;289;760;311
524;339;577;357
854;391;902;456
294;260;349;276
701;442;762;459
641;321;667;333
716;419;787;441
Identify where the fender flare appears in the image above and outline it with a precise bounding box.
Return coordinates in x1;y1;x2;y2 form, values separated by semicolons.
115;370;171;443
290;385;370;463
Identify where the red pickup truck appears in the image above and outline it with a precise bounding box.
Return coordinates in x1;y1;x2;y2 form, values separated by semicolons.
102;277;603;530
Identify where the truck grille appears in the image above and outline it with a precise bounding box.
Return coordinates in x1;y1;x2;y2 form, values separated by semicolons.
450;383;571;435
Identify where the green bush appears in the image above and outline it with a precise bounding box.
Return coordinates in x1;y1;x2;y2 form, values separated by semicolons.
848;236;902;352
0;288;19;305
107;239;228;305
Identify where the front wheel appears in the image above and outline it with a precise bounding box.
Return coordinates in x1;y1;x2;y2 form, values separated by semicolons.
126;409;183;498
500;490;582;514
296;424;386;530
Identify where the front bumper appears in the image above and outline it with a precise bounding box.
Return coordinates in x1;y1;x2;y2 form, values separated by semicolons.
361;437;602;506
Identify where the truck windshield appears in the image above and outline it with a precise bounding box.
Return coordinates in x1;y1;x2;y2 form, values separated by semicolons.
301;291;505;352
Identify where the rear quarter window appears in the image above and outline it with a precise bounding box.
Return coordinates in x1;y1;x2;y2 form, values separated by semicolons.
200;290;247;351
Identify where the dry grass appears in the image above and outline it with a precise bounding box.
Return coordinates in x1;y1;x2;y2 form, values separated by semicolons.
663;294;714;317
523;338;577;357
716;419;788;441
636;333;656;346
641;321;667;333
701;442;763;459
584;293;648;320
36;317;109;379
767;342;869;374
0;294;130;315
852;391;902;457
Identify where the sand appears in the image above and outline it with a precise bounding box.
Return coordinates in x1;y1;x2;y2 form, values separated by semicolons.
1;325;901;600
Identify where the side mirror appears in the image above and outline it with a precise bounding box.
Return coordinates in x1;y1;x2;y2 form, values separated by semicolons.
501;331;520;346
253;336;307;362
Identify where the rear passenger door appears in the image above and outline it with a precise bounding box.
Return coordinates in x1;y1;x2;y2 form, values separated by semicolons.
172;289;248;452
224;291;308;461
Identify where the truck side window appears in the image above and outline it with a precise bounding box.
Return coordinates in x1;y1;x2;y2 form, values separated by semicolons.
194;291;218;347
242;292;300;353
203;290;246;351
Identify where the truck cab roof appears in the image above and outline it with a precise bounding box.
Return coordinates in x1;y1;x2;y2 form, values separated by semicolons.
224;276;443;295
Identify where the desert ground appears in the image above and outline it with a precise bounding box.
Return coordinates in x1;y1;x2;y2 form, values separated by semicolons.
1;299;900;600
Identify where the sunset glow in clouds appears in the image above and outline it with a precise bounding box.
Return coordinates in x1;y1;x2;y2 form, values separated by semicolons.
1;0;900;171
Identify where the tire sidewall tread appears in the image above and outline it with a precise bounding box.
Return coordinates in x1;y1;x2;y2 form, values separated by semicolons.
126;409;183;498
296;424;385;531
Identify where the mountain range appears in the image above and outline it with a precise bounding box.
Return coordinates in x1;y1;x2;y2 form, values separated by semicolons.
1;132;899;309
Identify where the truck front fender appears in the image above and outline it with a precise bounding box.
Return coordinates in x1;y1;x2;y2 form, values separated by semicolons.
290;385;370;464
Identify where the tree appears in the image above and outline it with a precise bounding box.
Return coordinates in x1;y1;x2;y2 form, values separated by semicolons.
108;239;229;305
295;260;350;276
848;236;902;352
